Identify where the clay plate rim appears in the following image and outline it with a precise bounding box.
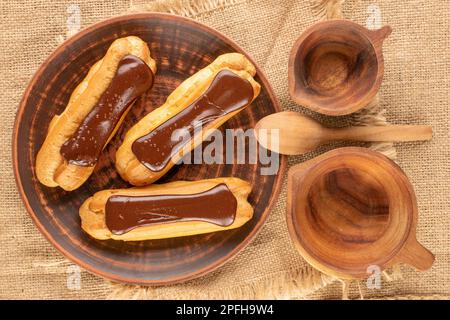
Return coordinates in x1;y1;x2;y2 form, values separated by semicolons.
12;12;287;285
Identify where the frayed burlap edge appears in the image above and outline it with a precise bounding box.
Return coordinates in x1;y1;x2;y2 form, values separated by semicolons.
311;0;345;20
353;95;398;160
108;265;336;299
33;257;335;299
128;0;248;18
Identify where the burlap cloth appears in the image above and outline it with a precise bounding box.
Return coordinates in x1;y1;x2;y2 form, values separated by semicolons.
1;0;449;299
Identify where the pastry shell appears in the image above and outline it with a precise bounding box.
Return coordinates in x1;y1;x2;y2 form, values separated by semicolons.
79;177;253;241
115;53;261;186
35;36;157;191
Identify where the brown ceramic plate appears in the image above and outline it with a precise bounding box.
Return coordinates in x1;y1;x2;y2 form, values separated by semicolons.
13;13;285;285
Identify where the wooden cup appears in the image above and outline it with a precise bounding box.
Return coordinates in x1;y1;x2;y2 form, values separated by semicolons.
286;147;434;279
288;20;392;116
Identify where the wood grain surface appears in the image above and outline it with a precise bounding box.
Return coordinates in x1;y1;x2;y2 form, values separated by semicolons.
286;147;434;279
13;13;285;285
288;20;391;116
254;111;433;155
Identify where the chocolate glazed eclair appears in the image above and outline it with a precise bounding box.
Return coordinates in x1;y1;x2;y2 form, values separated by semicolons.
35;36;157;191
79;177;253;241
115;53;261;186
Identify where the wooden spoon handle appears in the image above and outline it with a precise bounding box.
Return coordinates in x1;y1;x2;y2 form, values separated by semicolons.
331;125;433;142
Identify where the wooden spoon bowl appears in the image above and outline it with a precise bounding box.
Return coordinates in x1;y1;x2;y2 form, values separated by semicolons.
287;147;434;279
288;20;392;116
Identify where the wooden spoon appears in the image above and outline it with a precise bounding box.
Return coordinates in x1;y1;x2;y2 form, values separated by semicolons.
254;111;432;155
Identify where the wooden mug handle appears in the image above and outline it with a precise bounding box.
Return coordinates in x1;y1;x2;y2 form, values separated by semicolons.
396;236;435;271
368;25;392;46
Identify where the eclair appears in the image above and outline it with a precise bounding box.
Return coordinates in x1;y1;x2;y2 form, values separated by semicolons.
35;36;157;191
115;53;261;186
79;177;253;241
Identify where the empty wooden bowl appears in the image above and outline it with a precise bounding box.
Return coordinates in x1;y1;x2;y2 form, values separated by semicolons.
288;20;392;116
287;147;434;279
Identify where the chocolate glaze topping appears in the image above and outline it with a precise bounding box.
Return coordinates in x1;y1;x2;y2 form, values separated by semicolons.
105;183;238;235
60;55;154;166
132;69;254;172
